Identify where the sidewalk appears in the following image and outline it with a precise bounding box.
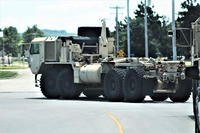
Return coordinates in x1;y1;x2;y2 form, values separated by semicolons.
0;69;39;92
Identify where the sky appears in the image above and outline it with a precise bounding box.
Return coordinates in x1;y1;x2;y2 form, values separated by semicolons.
0;0;197;33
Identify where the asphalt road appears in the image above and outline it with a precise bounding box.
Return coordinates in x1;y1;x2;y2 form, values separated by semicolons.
0;69;195;133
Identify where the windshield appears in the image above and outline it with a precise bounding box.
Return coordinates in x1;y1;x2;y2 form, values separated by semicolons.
30;43;40;54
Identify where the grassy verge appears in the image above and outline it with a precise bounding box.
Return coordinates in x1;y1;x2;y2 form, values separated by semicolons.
0;61;28;69
0;71;18;79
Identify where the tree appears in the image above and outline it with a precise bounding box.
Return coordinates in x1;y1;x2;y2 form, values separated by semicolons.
177;0;200;28
23;25;44;43
117;3;171;58
0;26;20;56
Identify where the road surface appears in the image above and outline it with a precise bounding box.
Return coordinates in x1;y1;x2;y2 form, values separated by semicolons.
0;69;195;133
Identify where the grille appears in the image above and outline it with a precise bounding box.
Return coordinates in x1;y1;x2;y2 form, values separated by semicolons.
45;42;56;61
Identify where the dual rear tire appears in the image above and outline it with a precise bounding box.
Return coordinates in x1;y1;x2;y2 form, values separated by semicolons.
103;69;125;101
169;79;192;102
150;79;192;102
123;69;145;102
103;69;145;102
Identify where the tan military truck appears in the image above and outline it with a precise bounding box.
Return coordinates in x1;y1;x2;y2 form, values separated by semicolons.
28;20;191;102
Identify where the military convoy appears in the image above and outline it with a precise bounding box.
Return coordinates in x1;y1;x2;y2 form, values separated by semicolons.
28;20;192;103
186;17;200;133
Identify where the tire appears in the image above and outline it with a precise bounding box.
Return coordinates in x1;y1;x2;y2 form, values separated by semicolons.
123;69;145;102
193;80;200;133
103;68;126;101
169;78;192;102
57;67;82;99
40;68;60;99
150;78;168;101
150;93;168;101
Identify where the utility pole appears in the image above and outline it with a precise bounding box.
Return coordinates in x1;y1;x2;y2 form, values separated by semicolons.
144;0;148;58
127;0;131;58
172;0;177;60
110;6;123;53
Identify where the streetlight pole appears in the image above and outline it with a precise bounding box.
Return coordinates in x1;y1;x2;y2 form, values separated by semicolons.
144;0;148;58
110;6;123;53
127;0;131;58
172;0;177;60
116;6;119;53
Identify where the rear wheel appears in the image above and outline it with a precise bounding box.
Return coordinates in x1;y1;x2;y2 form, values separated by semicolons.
103;69;125;101
123;69;145;102
40;68;60;99
169;78;192;102
150;79;168;101
57;67;82;99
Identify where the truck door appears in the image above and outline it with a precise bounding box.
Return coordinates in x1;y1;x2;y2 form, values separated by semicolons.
29;43;41;74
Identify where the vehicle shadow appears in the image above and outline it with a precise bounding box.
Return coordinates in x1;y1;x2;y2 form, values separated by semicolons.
26;96;175;104
188;115;195;121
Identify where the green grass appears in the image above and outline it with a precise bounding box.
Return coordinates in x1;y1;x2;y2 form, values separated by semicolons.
0;71;18;79
0;61;28;69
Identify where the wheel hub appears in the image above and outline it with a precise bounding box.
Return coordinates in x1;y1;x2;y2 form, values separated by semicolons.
111;79;116;91
129;78;135;92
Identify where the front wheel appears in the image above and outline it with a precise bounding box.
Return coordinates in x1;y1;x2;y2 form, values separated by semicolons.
57;67;82;99
40;68;60;99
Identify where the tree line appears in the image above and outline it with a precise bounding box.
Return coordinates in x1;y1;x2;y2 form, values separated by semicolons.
0;0;199;58
0;25;44;57
115;0;200;58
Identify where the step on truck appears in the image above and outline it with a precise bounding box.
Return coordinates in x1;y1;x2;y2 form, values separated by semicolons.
28;20;192;102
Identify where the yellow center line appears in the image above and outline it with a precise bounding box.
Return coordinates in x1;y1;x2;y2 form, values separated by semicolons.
106;112;124;133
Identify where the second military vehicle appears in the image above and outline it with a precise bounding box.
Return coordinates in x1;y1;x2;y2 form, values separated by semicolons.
186;17;200;133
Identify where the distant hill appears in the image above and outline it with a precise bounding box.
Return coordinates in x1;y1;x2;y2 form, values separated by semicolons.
42;29;76;36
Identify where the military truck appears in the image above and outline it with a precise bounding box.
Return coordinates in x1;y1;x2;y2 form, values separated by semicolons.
186;17;200;133
28;20;191;102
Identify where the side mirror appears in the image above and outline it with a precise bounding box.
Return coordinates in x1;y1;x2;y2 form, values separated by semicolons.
185;66;199;79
